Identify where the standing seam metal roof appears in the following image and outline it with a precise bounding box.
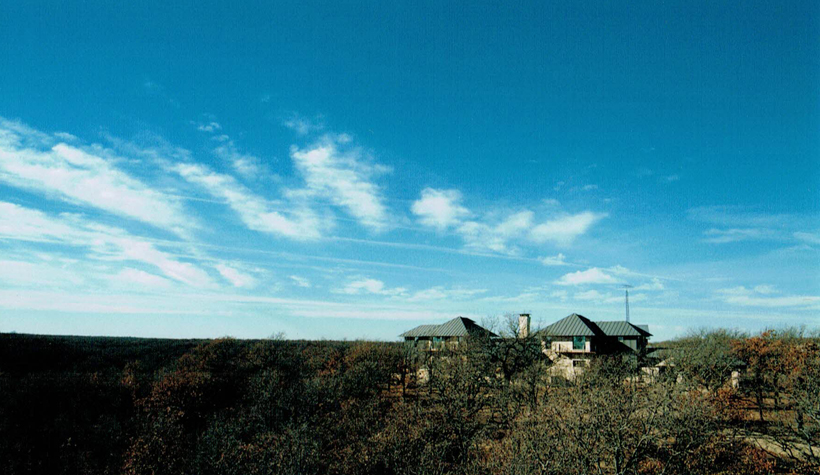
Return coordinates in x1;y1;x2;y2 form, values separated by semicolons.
400;317;498;338
539;314;603;337
595;321;652;337
540;314;651;337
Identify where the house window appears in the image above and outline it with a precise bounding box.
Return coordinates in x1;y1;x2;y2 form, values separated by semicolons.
573;336;585;350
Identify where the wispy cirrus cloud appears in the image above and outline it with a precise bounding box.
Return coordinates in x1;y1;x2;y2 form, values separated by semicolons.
193;119;264;179
212;135;264;179
717;285;820;308
333;277;407;296
0;118;192;236
114;268;175;289
794;231;820;246
540;253;569;266
689;206;820;246
406;286;487;301
282;113;325;136
173;162;327;240
289;135;390;231
529;211;607;246
214;263;258;288
634;278;664;291
702;228;780;244
289;275;312;288
457;210;534;254
0;201;213;288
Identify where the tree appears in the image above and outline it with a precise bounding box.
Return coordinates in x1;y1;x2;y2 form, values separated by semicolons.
769;334;820;469
731;330;780;423
669;328;745;393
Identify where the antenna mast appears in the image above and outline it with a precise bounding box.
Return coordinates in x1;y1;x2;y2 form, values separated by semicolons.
622;284;633;322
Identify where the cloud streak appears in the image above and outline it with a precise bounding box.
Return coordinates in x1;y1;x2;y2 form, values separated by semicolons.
0;118;192;235
290;135;390;231
0;201;213;288
173;162;326;240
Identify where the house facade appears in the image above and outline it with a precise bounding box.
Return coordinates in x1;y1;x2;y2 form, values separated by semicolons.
538;313;652;378
400;316;498;351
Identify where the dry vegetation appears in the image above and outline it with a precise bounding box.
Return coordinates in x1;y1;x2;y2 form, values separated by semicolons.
0;327;817;475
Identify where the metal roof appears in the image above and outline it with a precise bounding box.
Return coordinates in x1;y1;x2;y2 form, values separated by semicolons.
596;321;652;337
400;317;498;338
400;325;440;338
539;314;602;337
539;314;652;338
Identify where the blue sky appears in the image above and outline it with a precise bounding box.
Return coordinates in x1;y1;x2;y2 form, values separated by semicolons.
0;1;817;340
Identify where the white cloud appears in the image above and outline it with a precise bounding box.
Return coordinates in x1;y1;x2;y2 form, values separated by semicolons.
114;268;174;289
115;239;213;288
457;210;533;254
54;132;78;142
529;212;607;245
407;286;487;301
214;264;257;288
555;267;620;286
634;278;664;291
480;292;541;303
688;206;793;228
289;275;312;288
196;121;221;132
0;259;85;287
716;285;819;308
282;114;324;135
193;119;263;179
0;201;214;288
753;284;776;295
794;232;820;245
173;163;326;240
409;184;604;254
0;201;86;243
334;278;406;296
0;118;192;235
582;184;598;191
702;228;779;244
213;139;263;179
290;137;389;231
540;253;568;266
411;188;470;231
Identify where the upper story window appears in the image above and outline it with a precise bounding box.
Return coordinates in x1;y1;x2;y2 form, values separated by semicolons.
573;336;585;350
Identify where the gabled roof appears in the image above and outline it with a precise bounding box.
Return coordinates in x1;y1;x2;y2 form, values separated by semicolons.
596;321;652;337
539;314;604;337
400;317;498;338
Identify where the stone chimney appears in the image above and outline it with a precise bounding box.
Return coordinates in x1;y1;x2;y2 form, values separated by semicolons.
518;313;531;339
